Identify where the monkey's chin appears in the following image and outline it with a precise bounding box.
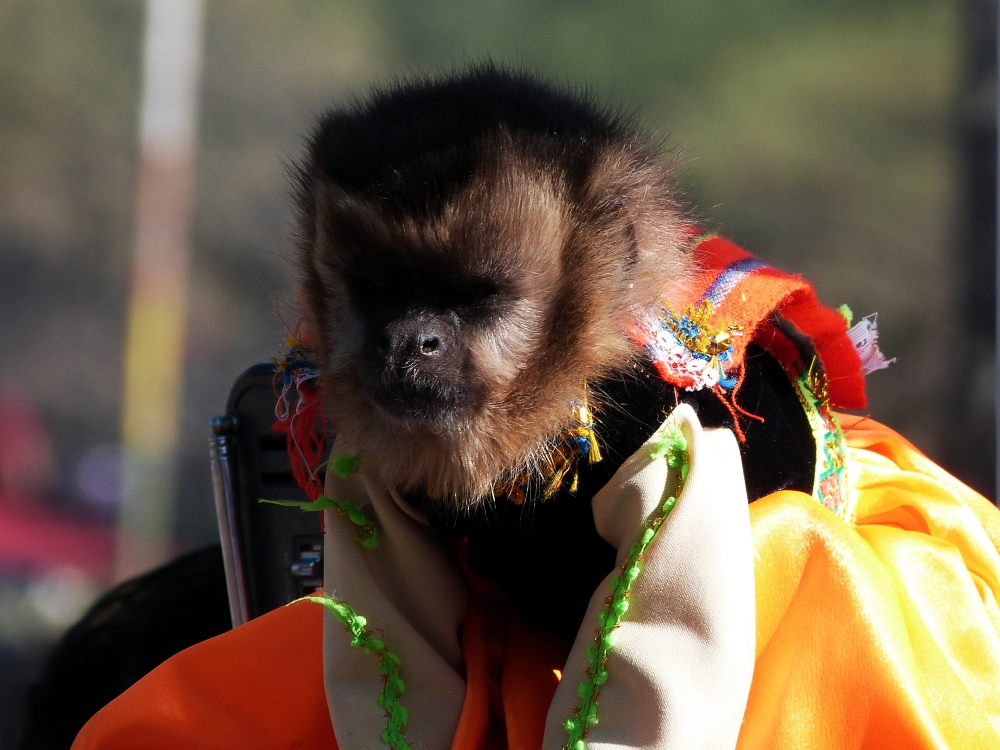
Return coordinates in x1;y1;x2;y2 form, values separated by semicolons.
336;374;584;510
364;380;478;429
371;398;467;427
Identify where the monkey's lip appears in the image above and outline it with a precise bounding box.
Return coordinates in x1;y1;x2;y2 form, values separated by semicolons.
364;376;471;423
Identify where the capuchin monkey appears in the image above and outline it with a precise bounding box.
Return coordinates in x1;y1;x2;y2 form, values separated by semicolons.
296;65;814;637
12;70;837;744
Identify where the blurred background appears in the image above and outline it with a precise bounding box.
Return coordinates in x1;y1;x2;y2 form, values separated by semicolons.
0;0;995;746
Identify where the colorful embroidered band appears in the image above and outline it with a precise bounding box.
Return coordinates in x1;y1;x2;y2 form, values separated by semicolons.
788;360;852;521
629;234;868;410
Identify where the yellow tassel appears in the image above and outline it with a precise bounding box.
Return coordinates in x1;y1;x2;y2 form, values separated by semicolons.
494;389;603;502
587;431;602;464
545;462;571;498
578;391;602;464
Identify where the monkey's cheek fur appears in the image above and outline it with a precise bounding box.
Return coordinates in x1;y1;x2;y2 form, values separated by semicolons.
324;373;483;497
322;370;569;505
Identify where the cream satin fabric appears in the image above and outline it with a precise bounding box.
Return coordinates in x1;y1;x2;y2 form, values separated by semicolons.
322;463;468;750
543;404;755;750
322;403;755;750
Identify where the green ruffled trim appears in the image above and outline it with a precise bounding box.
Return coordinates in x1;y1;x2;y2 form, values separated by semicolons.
298;595;410;750
562;422;690;750
259;493;379;549
329;451;364;479
259;451;379;548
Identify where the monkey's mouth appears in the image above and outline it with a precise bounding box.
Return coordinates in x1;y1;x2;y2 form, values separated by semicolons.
364;370;473;424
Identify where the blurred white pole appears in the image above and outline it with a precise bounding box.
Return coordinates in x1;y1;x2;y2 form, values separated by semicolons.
115;0;205;580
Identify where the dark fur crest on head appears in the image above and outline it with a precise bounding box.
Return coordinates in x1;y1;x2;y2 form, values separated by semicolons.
295;64;692;508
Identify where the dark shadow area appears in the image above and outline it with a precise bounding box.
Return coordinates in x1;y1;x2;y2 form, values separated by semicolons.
17;547;229;750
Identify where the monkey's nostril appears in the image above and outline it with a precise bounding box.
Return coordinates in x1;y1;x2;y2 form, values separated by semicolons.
420;336;440;355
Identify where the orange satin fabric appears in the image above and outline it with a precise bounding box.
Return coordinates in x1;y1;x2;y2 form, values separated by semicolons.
450;569;572;750
70;571;569;750
74;416;1000;750
71;597;338;750
737;415;1000;749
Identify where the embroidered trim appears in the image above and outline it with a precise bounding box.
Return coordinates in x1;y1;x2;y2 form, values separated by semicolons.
789;359;852;521
701;257;767;306
300;595;410;750
634;256;764;392
562;421;690;750
272;335;327;499
493;395;603;505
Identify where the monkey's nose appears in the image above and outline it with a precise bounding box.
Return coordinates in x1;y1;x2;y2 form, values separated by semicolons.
377;313;455;366
366;311;468;421
419;335;441;356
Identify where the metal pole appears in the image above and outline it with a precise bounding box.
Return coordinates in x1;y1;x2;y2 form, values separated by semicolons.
115;0;206;580
209;415;250;627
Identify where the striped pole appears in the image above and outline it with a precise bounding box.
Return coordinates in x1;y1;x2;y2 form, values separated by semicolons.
115;0;205;580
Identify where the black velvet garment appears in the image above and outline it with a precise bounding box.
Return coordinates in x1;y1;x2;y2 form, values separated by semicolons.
420;345;815;639
20;546;232;750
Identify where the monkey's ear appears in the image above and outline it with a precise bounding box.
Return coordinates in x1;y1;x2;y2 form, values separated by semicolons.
312;175;348;212
310;177;391;276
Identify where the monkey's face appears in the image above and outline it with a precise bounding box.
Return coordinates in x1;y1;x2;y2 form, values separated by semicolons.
323;168;561;432
300;136;688;507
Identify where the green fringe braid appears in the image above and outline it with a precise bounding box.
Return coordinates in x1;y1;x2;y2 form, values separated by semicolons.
300;595;410;750
329;451;364;479
259;452;378;548
562;422;690;750
260;494;379;549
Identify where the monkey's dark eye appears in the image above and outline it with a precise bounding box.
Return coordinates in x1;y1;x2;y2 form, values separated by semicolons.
450;281;500;309
438;281;511;326
346;265;507;327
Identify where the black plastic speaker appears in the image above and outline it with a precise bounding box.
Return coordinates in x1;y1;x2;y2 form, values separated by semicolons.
210;363;329;624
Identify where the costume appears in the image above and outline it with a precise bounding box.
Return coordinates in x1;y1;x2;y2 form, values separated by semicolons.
73;237;1000;750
